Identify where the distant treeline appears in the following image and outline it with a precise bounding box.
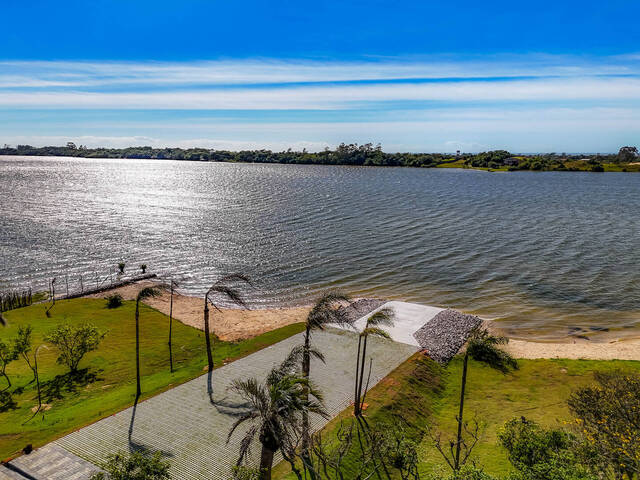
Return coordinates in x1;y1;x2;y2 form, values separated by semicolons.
1;143;638;171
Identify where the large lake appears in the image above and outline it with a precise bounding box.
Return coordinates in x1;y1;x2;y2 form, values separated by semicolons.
1;156;638;340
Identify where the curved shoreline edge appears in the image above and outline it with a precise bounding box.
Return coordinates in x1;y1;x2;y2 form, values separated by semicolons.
86;280;640;361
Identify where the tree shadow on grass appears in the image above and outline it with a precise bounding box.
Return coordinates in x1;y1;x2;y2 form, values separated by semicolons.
0;390;18;412
41;368;104;402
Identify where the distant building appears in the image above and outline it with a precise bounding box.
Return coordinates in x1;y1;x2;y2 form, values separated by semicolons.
503;157;520;166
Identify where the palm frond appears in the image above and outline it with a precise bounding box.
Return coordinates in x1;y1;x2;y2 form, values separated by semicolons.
230;378;268;412
136;287;161;301
206;274;251;310
206;285;246;307
228;363;328;466
365;307;395;328
361;327;391;339
467;328;518;373
235;423;259;466
280;344;325;373
227;411;259;443
306;291;351;331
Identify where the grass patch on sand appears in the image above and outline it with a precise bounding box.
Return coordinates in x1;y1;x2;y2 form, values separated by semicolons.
274;354;640;479
0;298;304;460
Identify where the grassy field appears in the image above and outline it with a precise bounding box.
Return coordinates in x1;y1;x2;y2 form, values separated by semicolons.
0;298;304;460
274;354;640;479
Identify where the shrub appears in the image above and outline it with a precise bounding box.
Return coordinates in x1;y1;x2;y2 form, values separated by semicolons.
568;371;640;480
44;323;105;373
90;451;170;480
498;417;595;480
106;294;123;309
117;262;125;274
426;465;498;480
232;466;261;480
140;264;147;274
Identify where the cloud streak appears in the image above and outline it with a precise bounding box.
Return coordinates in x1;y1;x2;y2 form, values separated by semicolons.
3;77;640;110
2;54;640;152
2;54;640;89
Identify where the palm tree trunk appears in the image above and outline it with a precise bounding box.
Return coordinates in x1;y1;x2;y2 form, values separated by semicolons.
301;326;312;461
259;444;275;480
356;335;368;417
34;347;42;413
168;284;174;373
454;352;469;470
135;300;141;399
203;300;214;372
354;335;362;416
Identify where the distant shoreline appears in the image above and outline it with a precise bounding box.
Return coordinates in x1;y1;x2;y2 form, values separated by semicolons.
2;145;639;172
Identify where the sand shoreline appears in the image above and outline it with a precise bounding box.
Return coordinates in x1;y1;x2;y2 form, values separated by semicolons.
85;280;640;361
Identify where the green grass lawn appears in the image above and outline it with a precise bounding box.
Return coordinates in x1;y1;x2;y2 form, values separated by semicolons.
274;354;640;479
0;298;304;460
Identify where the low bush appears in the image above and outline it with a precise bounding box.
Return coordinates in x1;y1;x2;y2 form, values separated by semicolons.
105;294;123;309
90;450;170;480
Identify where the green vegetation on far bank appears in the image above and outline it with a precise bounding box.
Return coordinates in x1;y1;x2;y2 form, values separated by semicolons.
273;354;640;480
2;143;639;172
0;298;304;460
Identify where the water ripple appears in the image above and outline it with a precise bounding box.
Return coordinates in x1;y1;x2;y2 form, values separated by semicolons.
1;156;639;339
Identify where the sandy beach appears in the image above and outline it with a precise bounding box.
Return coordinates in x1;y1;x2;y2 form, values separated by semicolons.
85;280;311;341
86;281;640;360
498;336;640;360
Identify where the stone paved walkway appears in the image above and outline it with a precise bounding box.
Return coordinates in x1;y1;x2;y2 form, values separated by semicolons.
0;444;99;480
43;328;416;480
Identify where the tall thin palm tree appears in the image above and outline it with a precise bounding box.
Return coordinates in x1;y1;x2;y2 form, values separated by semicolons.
453;328;518;471
227;353;328;480
135;287;160;399
354;308;394;417
203;274;250;373
300;292;351;467
168;279;178;373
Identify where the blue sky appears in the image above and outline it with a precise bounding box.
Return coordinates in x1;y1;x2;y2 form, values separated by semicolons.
1;0;639;152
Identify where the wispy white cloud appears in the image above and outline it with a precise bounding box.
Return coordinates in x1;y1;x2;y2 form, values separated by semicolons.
2;55;639;151
1;54;639;89
1;77;640;109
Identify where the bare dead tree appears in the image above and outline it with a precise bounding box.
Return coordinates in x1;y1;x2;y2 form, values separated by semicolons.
429;416;482;472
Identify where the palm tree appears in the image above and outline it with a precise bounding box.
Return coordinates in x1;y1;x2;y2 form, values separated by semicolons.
227;353;328;480
452;328;518;471
135;287;160;399
203;274;250;373
167;279;178;373
300;292;351;467
354;308;394;417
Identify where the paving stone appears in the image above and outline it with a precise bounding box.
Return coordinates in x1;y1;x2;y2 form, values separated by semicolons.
55;329;417;479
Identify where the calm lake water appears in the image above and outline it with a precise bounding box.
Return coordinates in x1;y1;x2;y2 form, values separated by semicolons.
1;155;639;340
